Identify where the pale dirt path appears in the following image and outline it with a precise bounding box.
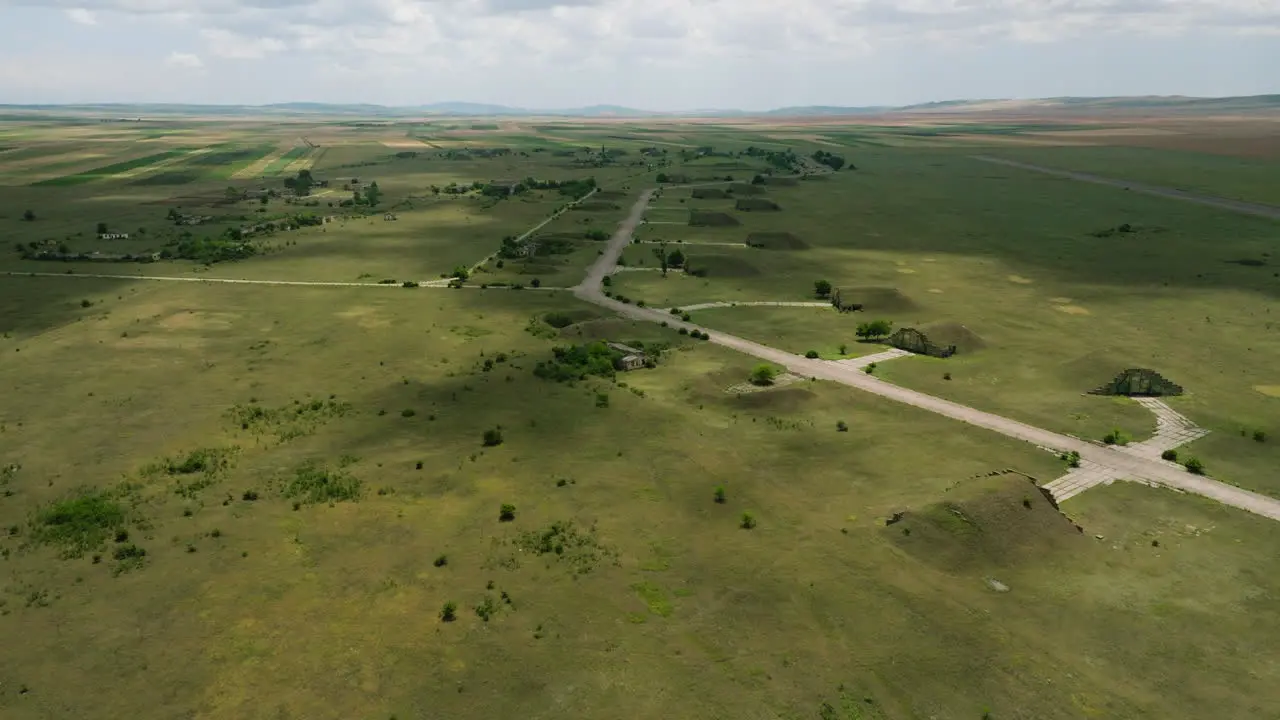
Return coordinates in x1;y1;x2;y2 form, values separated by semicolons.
972;155;1280;221
574;191;1280;522
669;301;830;311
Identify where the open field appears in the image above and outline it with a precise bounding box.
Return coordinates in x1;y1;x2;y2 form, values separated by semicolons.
2;110;1279;719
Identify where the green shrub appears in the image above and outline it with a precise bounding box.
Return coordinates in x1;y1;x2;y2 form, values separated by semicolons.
401;409;416;418
836;421;848;432
750;364;777;386
440;601;458;622
740;511;757;529
499;503;516;522
283;461;362;505
434;554;448;567
805;350;820;359
838;344;848;355
1161;449;1178;462
1184;457;1205;475
678;328;689;336
1254;430;1268;443
32;490;127;558
1102;428;1129;446
483;427;504;446
714;486;726;504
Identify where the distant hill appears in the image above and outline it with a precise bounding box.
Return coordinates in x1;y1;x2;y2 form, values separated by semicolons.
2;95;1277;119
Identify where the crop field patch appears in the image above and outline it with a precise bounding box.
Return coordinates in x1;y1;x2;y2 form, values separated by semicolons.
696;254;761;277
573;200;622;212
689;211;740;227
131;171;200;186
691;188;730;199
30;149;194;186
735;198;781;212
262;146;311;176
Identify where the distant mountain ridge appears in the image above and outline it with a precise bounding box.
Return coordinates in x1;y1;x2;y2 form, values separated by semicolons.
2;95;1277;118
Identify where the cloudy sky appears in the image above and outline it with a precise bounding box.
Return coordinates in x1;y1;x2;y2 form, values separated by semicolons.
0;0;1276;109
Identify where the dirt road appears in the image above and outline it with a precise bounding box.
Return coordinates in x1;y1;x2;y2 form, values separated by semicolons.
574;192;1280;522
972;155;1280;221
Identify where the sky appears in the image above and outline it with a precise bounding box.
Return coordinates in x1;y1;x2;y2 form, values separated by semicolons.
0;0;1276;110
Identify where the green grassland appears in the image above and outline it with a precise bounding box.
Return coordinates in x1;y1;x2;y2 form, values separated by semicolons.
2;115;1280;719
4;279;1280;720
611;150;1280;492
982;144;1280;206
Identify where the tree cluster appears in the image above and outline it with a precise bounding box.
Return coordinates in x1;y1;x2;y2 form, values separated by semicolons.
811;150;848;171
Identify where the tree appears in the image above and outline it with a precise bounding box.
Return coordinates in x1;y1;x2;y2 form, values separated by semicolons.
260;195;269;206
451;266;470;281
855;320;893;340
666;248;685;269
814;279;832;298
483;427;503;447
440;601;458;622
530;278;541;288
96;222;109;235
656;173;668;183
366;181;381;207
499;503;516;521
1184;457;1205;475
751;174;765;185
22;209;35;222
805;350;819;359
653;244;670;277
750;364;777;386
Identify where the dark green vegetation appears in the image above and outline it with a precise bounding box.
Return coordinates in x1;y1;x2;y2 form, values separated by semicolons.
1;114;1279;720
31;149;192;186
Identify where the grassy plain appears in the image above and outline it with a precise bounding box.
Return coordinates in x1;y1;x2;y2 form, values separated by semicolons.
611;148;1280;491
1;111;1279;719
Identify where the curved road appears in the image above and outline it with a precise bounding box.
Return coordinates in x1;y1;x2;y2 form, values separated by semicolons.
574;191;1280;522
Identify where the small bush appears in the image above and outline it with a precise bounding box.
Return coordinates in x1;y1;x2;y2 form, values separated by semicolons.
836;420;848;432
1102;428;1129;446
1161;449;1178;462
32;490;127;558
740;512;757;529
415;461;423;470
434;554;448;567
499;503;516;522
401;409;416;418
750;364;778;386
943;372;952;381
804;350;819;359
440;601;458;622
838;344;848;355
678;328;689;336
242;490;259;501
483;427;504;447
284;461;361;505
1184;457;1205;475
1057;450;1082;468
714;486;726;504
1254;430;1268;443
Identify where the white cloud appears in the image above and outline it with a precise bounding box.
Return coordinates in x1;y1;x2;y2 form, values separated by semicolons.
164;51;204;68
65;7;97;24
2;0;1277;106
200;28;287;59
